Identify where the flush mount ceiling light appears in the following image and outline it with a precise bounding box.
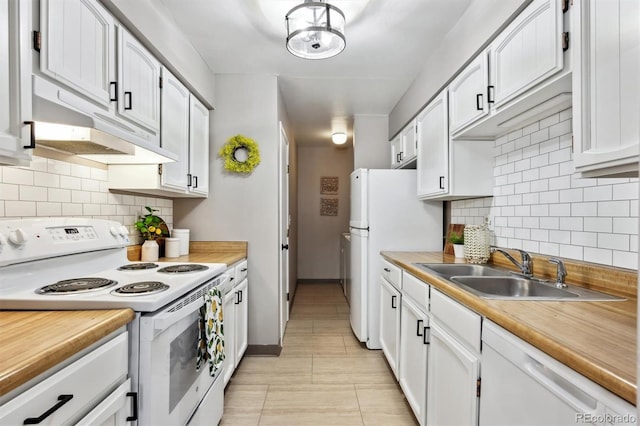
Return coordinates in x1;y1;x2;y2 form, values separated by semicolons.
331;132;347;145
285;0;346;60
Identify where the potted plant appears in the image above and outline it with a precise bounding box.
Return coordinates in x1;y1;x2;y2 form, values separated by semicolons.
448;231;465;258
134;206;170;261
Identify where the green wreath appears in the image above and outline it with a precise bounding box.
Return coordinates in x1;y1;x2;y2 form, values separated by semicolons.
219;134;261;173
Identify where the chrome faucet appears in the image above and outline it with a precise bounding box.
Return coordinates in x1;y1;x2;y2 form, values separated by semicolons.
548;257;567;288
490;246;533;277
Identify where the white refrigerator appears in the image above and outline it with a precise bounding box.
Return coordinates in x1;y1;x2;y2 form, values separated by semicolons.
349;168;442;349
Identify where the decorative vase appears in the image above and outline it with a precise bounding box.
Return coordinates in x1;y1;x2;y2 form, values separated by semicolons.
453;244;465;259
141;240;159;262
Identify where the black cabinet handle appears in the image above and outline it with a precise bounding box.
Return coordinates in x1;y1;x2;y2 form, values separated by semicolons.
487;85;495;104
383;268;391;273
23;121;35;149
126;392;138;422
241;267;248;272
439;176;445;190
193;175;198;188
399;151;403;161
23;394;73;424
187;173;192;187
235;291;240;305
110;82;118;101
396;153;401;163
391;295;397;309
124;91;132;110
423;326;430;345
416;319;423;337
476;93;483;111
282;244;289;250
239;290;243;303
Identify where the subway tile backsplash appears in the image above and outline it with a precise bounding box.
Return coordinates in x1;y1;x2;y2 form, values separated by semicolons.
451;108;638;270
0;156;173;245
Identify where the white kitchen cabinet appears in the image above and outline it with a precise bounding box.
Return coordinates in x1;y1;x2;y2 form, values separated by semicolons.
489;0;564;109
39;0;116;109
0;0;32;166
572;0;640;177
188;95;210;196
379;276;401;380
0;332;131;425
426;288;481;426
222;271;237;386
417;91;493;201
449;53;490;135
390;120;417;169
223;259;248;383
390;134;402;168
117;26;161;133
234;277;249;365
160;66;190;191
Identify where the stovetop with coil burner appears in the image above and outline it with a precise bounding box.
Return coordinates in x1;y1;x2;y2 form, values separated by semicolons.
0;218;227;312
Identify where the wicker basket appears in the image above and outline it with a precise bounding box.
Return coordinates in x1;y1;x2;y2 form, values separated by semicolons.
463;224;490;264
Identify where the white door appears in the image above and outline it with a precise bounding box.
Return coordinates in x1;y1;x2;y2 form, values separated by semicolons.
449;52;490;134
76;379;133;426
390;135;402;168
40;0;115;108
235;279;249;364
0;0;32;166
399;296;429;425
349;169;368;229
117;26;161;132
188;95;209;196
278;122;290;340
379;277;401;380
349;227;368;342
160;67;190;192
417;91;449;199
401;119;417;163
426;321;480;426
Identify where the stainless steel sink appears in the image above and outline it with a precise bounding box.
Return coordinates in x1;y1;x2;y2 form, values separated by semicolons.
413;263;624;301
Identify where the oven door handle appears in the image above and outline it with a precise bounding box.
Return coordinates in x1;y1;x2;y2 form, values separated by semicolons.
152;274;231;332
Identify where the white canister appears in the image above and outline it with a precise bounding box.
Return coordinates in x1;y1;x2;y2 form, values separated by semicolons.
172;229;190;255
164;237;180;258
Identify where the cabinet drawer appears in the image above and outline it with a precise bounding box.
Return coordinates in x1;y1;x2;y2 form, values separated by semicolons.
430;288;481;353
0;332;128;425
225;266;237;290
381;259;402;290
402;271;429;311
235;259;248;283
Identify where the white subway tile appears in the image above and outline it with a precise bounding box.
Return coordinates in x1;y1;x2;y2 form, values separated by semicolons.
515;182;531;194
72;190;91;204
548;119;572;138
122;194;135;204
514;158;530;172
522;168;539;182
91;192;108;204
539;242;559;256
549;147;571;164
530;179;549;192
571;174;596;189
612;182;639;200
29;157;48;172
522;192;539;206
522;217;539;229
90;168;108;181
540;217;560;230
559;244;583;261
531;204;549;216
530;128;550;144
62;203;83;216
59;175;82;190
101;204;117;215
20;186;47;201
539;191;559;204
508;217;523;228
597;177;629;186
501;206;515;217
501;162;515;175
559;188;583;203
34;172;60;188
613;217;638;235
559;134;572;149
508;150;523;163
48;188;72;203
572;202;598;217
531;153;549;168
495;153;509;166
560;217;583;231
522;144;540;159
495;175;508;187
0;201;4;216
598;200;629;217
515;228;530;240
522;122;539;136
3;168;33;185
612;251;637;270
631;199;638;217
571;231;596;247
515;135;531;150
5;201;36;217
494;195;509;206
583;185;612;201
550;203;571;216
631;236;638;253
521;240;539;252
539;113;560;129
508;129;523;141
549;176;571;191
507;172;522;184
598;233;629;251
99;181;109;192
530;229;549;242
83;204;101;215
559;161;574;176
36;202;62;216
70;164;91;178
495;134;509;146
583;247;612;266
81;179;100;192
0;183;19;200
559;108;572;122
515;205;530;216
540;138;560;154
47;160;70;176
584;217;613;233
507;195;522;205
539;164;560;179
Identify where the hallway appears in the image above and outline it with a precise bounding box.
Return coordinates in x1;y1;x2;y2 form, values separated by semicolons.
221;282;417;425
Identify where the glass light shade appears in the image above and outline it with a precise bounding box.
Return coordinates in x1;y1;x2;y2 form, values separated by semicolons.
332;132;347;144
286;1;346;60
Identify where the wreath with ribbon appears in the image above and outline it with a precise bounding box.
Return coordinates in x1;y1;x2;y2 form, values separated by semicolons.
219;134;261;174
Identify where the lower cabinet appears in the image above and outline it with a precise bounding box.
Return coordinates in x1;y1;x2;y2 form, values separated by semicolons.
234;277;249;365
379;276;401;379
222;259;249;385
222;280;237;386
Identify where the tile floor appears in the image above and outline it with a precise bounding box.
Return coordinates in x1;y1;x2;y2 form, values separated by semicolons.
220;282;418;426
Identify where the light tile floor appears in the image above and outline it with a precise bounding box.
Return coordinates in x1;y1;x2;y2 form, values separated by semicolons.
221;282;418;426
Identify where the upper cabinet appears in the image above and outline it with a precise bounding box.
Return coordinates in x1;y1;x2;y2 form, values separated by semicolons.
572;0;639;177
390;120;417;168
0;0;32;166
117;26;161;133
188;95;210;197
449;53;489;135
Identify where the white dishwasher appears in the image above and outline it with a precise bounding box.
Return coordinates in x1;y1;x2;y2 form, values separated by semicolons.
480;320;636;426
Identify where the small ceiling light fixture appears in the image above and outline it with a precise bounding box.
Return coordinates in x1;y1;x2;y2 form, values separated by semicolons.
332;132;347;145
285;0;346;60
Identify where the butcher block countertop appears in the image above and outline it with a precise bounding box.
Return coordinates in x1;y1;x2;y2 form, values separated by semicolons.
382;251;637;405
0;309;134;398
128;240;247;265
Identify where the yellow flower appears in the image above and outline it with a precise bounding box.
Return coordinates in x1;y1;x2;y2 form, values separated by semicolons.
155;228;162;235
148;226;156;233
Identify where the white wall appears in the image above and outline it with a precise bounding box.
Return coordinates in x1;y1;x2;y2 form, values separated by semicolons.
174;74;281;346
353;114;389;170
297;145;354;279
389;0;528;138
452;108;639;270
0;156;173;243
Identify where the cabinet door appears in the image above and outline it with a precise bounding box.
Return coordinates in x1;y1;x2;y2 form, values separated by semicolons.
379;278;401;380
235;279;248;366
160;67;190;191
40;0;115;108
426;321;480;426
0;0;32;166
76;379;133;426
118;26;161;132
401;120;417;163
390;135;402;168
223;288;236;385
416;91;449;199
489;0;563;108
449;53;489;134
399;296;429;425
188;95;210;196
573;0;639;177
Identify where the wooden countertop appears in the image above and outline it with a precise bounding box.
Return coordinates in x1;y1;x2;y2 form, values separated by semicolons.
0;309;134;398
128;241;247;265
381;251;637;405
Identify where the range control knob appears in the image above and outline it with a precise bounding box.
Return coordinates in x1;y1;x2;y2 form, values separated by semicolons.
110;226;120;237
8;228;28;246
119;226;130;236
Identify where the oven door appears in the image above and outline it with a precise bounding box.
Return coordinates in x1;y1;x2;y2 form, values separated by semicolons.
137;275;228;426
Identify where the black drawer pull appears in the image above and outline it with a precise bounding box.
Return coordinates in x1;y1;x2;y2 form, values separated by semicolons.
238;290;243;303
23;394;73;424
23;121;35;149
110;82;118;101
487;85;495;104
423;326;430;345
241;267;248;272
235;291;240;305
124;91;132;110
391;295;397;309
476;93;483;111
439;176;445;189
193;175;198;188
126;392;138;421
187;173;192;187
416;319;423;337
383;268;391;273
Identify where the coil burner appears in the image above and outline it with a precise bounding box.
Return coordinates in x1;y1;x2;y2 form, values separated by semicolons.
118;263;159;271
37;278;118;294
112;281;169;296
157;264;209;273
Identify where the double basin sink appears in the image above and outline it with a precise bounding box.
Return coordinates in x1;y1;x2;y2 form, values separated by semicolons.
414;263;623;301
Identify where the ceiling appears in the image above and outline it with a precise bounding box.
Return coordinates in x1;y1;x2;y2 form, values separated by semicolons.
156;0;473;146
